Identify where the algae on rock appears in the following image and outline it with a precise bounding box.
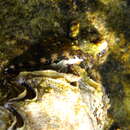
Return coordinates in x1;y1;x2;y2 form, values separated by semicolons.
0;0;130;129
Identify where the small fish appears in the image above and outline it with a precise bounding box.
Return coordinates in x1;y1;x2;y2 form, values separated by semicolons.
52;56;83;67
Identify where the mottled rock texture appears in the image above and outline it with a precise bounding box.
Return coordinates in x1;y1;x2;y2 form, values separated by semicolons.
0;0;130;129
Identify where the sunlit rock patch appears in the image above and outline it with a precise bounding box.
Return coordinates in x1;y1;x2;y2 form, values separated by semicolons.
23;89;93;130
11;69;110;130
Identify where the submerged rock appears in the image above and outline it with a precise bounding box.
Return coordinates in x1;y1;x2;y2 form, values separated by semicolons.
2;69;110;130
0;0;129;129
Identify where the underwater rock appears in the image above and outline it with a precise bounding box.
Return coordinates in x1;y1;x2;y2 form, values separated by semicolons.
2;69;110;130
0;0;130;129
0;107;12;130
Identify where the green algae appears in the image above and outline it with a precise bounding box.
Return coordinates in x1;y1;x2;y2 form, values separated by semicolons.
99;50;130;129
